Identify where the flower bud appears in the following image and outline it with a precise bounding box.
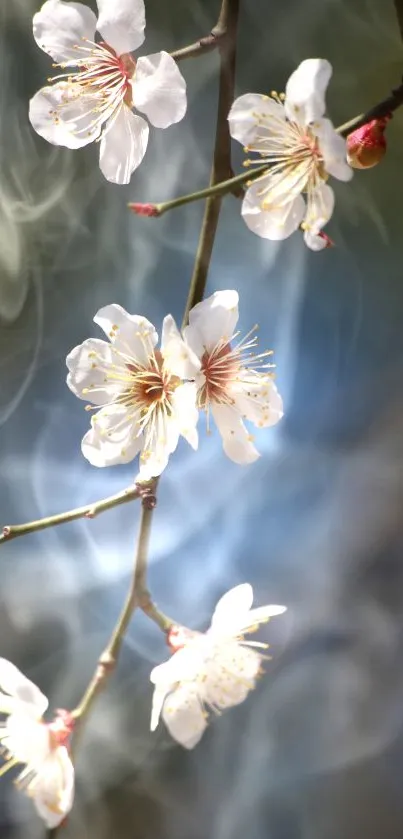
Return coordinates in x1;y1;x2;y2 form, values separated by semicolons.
347;115;391;169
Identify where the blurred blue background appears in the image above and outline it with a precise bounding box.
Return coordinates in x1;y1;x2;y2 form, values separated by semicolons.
2;0;403;836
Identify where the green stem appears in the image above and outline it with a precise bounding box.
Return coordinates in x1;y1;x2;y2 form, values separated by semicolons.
152;164;267;217
0;484;143;544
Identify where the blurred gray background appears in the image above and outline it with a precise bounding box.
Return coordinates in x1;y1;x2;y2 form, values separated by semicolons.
1;0;403;836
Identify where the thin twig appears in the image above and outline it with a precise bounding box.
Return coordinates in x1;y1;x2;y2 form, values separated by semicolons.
171;33;223;62
0;484;146;544
128;164;267;217
71;501;172;724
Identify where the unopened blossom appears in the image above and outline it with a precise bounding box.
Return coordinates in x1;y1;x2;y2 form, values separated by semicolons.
347;115;391;169
183;290;283;464
29;0;187;184
66;303;200;479
228;58;353;250
0;659;74;828
150;584;287;749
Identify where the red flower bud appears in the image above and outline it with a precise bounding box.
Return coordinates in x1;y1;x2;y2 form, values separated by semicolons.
347;115;391;169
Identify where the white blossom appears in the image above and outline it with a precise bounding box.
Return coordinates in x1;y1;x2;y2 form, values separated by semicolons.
150;584;287;749
228;59;353;249
67;303;200;479
183;290;283;464
0;659;74;828
29;0;187;184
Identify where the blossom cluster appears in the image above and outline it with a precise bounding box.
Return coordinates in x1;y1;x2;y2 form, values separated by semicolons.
66;290;283;480
28;0;356;248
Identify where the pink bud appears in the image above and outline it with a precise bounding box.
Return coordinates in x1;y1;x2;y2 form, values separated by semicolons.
128;202;160;217
347;115;391;169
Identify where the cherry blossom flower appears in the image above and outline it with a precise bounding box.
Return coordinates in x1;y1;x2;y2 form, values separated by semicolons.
0;659;74;828
66;303;200;479
228;59;353;250
29;0;187;184
150;584;287;749
183;290;283;464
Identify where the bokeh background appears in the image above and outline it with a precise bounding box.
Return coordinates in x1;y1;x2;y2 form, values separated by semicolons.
1;0;403;836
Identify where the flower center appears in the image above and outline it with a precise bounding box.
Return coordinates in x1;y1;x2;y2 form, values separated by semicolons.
49;39;135;138
125;350;179;418
243;97;327;211
199;342;240;409
197;327;274;413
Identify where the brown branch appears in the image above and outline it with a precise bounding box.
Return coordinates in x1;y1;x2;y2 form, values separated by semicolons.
181;0;240;327
71;498;172;726
337;81;403;137
171;3;238;63
394;0;403;40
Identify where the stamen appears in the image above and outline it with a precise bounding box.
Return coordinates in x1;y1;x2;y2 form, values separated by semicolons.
45;38;135;140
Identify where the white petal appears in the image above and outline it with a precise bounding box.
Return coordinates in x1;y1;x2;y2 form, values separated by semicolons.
150;640;206;687
66;338;125;405
82;405;143;467
303;229;328;251
314;118;353;182
170;383;199;450
134;52;187;128
205;643;260;709
212;403;260;464
99;107;149;185
242;604;287;630
29;84;101;150
242;183;305;240
0;659;48;715
161;314;200;379
137;410;180;481
232;376;283;428
285;58;332;125
33;747;74;829
161;684;207;749
150;684;170;732
184;290;239;356
93;304;157;365
228;93;287;146
213;584;254;624
210;584;254;636
96;0;145;55
6;714;51;765
304;181;334;248
33;0;97;63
